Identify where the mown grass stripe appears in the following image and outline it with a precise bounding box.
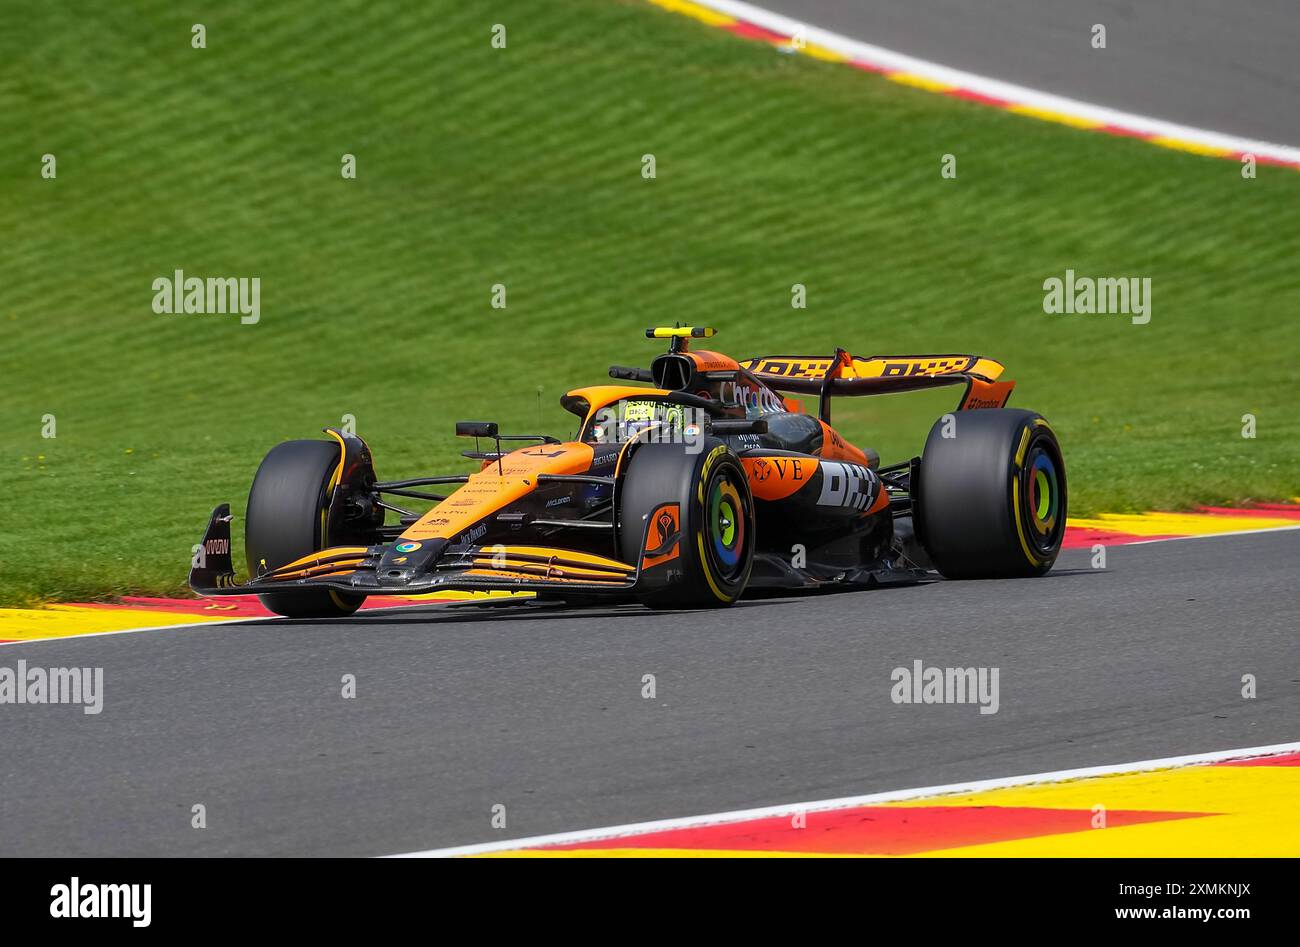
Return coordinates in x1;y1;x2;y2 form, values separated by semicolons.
2;0;1298;605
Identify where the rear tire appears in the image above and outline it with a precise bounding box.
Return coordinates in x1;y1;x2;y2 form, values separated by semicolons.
618;440;754;608
916;409;1066;579
245;439;366;618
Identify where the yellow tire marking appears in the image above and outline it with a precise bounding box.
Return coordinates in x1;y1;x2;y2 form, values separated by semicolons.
1014;426;1031;466
696;534;733;603
1010;476;1041;566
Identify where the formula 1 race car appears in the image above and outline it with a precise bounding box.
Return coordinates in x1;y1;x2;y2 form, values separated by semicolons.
190;326;1066;615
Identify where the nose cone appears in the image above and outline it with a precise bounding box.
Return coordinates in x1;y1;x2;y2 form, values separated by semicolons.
377;537;449;583
401;441;597;543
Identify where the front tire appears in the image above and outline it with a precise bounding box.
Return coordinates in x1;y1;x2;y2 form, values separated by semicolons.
916;409;1066;579
618;440;754;608
245;439;366;618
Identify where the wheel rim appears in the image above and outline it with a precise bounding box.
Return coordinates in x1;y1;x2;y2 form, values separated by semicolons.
706;470;748;581
1022;442;1064;553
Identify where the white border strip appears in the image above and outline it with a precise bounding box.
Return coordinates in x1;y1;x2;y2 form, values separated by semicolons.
390;740;1300;856
690;0;1300;163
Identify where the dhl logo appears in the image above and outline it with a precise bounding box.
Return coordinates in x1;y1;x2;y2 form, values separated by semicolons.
750;358;833;379
876;357;976;377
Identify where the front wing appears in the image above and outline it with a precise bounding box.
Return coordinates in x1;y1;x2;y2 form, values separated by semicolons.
189;504;671;599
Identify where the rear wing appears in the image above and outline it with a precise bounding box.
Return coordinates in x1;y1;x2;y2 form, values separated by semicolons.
739;351;1014;420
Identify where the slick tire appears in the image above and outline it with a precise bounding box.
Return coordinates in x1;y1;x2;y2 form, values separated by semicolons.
916;409;1066;579
245;439;366;618
618;440;754;609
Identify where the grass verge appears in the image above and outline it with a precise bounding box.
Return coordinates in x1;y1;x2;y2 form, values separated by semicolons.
1;0;1297;604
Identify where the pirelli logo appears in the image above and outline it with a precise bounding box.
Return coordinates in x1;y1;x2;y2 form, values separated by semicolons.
817;461;876;511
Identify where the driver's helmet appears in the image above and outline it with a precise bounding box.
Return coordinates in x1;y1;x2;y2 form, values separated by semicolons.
588;400;686;443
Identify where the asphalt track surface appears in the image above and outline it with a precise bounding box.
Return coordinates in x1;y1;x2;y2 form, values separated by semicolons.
755;0;1300;147
1;530;1296;856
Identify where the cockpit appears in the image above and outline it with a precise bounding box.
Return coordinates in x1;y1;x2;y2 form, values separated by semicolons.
583;397;699;445
579;375;790;446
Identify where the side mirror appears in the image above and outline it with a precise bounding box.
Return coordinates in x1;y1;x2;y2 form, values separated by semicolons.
456;421;499;439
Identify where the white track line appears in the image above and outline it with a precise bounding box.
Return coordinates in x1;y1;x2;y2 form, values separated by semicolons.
688;0;1300;163
389;740;1300;856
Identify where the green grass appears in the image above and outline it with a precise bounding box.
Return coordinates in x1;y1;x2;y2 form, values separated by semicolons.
1;0;1297;605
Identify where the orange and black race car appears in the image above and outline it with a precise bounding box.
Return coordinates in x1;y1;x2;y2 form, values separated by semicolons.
190;326;1067;615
